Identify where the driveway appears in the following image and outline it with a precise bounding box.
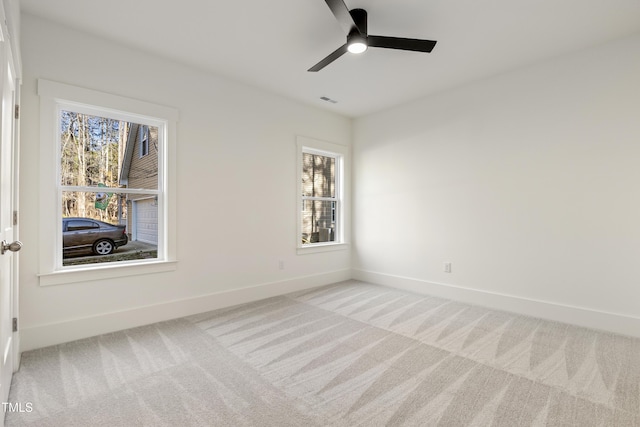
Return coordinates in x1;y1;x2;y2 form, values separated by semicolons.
63;240;158;266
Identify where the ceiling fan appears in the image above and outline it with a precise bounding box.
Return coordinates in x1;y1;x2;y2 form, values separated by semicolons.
308;0;438;72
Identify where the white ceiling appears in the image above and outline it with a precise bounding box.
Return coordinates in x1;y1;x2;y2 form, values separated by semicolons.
20;0;640;117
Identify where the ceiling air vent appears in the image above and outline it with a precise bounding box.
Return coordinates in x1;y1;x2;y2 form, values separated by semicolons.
320;96;338;104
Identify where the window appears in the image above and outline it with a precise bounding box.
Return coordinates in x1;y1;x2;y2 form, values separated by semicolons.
297;136;348;252
38;80;178;285
59;110;160;266
66;220;99;231
139;125;149;157
301;151;337;243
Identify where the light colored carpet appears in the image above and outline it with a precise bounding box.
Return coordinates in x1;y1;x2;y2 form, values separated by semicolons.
7;280;640;426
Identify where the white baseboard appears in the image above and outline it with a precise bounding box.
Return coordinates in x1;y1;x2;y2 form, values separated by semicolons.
352;269;640;339
22;267;640;351
20;269;351;351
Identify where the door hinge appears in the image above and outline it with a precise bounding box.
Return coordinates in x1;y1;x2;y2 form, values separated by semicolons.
13;210;17;226
12;318;17;332
14;105;19;120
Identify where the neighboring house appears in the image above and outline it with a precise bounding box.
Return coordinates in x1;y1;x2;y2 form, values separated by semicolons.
118;123;159;245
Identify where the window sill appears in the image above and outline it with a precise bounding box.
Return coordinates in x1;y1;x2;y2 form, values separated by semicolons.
296;242;348;255
38;260;178;287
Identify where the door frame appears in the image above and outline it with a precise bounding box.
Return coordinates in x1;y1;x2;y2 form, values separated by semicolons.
0;0;21;409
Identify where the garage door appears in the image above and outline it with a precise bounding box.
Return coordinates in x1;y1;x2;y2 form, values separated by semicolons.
133;198;158;244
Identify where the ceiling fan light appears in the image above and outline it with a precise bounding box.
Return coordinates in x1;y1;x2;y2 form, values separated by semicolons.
347;41;367;54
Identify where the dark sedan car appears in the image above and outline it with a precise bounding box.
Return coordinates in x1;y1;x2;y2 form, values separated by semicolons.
62;217;128;256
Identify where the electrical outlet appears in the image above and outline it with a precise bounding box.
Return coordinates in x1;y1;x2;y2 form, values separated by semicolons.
444;262;452;273
278;260;285;270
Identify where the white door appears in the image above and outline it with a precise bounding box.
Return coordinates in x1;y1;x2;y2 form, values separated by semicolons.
0;14;19;421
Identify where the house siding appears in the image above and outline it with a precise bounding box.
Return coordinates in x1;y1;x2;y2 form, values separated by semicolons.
123;125;158;241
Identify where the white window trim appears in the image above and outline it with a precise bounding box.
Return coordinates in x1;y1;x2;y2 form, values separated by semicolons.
296;136;349;255
37;79;179;286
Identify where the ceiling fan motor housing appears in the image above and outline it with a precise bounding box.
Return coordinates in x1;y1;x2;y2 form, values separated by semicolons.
347;8;368;51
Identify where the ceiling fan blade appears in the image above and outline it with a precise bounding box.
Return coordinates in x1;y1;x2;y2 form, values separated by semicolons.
308;44;348;72
368;35;437;53
324;0;360;35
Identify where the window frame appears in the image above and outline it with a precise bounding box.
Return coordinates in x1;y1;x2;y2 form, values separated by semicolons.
296;136;349;254
37;79;179;286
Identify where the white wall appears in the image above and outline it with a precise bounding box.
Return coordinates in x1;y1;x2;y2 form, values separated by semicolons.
19;14;351;350
19;13;640;349
353;33;640;336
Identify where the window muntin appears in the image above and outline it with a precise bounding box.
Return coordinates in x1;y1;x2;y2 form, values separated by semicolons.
300;148;342;246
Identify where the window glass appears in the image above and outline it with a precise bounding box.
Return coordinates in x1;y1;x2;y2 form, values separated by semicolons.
300;148;342;246
66;220;99;231
302;153;335;198
59;111;160;266
301;200;336;243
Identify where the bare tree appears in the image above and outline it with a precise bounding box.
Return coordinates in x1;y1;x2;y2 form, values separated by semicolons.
60;111;124;223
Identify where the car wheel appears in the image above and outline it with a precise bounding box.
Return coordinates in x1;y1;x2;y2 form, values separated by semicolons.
93;239;115;255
